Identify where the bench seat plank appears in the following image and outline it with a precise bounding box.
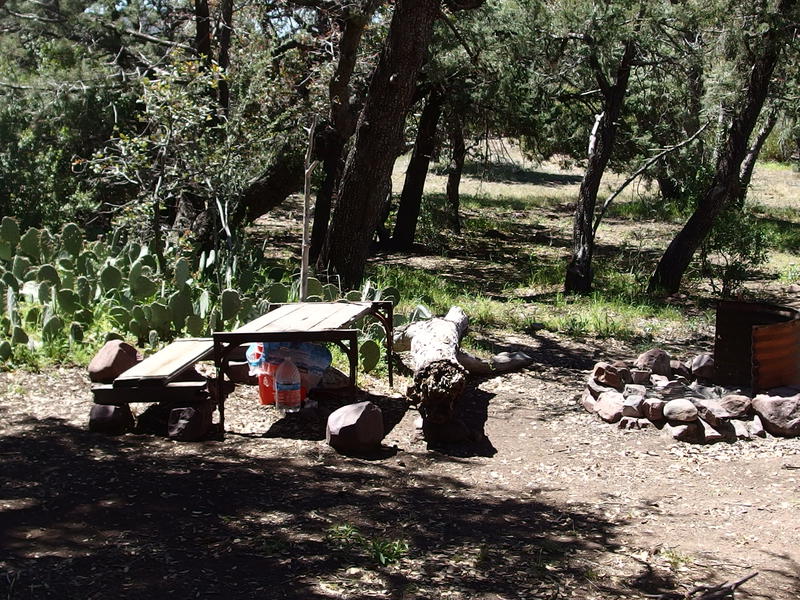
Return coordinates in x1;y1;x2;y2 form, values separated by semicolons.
113;338;214;387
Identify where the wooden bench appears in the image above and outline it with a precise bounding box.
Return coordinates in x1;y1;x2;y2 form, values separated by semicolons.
95;301;393;436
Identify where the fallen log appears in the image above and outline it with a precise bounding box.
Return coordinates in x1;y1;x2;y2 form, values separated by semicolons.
394;306;469;424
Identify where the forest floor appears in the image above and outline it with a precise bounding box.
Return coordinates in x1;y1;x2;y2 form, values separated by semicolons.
2;155;800;599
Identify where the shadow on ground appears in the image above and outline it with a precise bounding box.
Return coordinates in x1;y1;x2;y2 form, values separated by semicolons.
0;414;732;600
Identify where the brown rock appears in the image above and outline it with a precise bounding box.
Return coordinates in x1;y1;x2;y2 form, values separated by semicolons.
664;421;704;443
596;391;625;423
587;378;618;400
731;419;754;440
630;368;651;384
581;390;598;413
663;398;699;422
623;384;647;397
643;398;665;421
89;404;135;435
670;360;692;380
698;417;735;443
326;401;385;452
691;353;715;381
618;417;651;430
650;374;670;387
691;398;732;427
591;362;624;391
752;394;800;437
635;349;672;377
655;380;690;398
88;340;142;383
623;395;645;418
749;414;766;437
611;360;633;384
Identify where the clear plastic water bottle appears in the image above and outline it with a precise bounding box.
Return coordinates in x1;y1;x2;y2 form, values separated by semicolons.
274;356;302;413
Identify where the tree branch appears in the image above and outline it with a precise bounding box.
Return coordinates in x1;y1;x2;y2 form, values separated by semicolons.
592;120;710;236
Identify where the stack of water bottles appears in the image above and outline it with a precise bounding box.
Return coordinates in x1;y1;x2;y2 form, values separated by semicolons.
246;343;303;413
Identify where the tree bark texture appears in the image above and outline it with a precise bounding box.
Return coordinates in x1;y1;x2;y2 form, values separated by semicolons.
394;307;469;424
564;38;636;294
321;0;441;288
194;0;212;68
392;87;443;250
217;0;233;114
648;9;787;294
309;9;375;263
738;109;777;206
239;145;305;223
446;112;465;234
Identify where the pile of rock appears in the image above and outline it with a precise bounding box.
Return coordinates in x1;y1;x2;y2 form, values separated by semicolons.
582;348;800;443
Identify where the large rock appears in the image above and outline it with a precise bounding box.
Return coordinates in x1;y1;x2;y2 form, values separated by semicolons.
752;394;800;437
88;340;142;383
719;394;752;418
581;390;598;413
623;384;647;398
326;401;385;452
167;396;213;442
595;391;625;423
690;398;732;427
610;360;633;384
622;395;644;418
643;398;665;421
618;417;651;430
698;418;735;443
670;360;692;381
663;398;698;422
634;349;672;377
89;404;135;435
691;354;715;381
630;368;651;384
664;421;704;443
591;362;625;391
587;378;618;400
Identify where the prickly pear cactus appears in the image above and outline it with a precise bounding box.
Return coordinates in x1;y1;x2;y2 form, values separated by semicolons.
186;314;205;337
56;289;81;315
0;216;20;260
0;340;11;361
100;264;122;292
42;315;64;342
61;223;82;256
267;282;289;303
173;257;192;287
70;322;84;342
221;288;241;322
18;228;41;261
11;255;31;280
11;325;27;345
359;339;381;373
37;264;61;288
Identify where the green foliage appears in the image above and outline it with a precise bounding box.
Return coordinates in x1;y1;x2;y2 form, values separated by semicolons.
698;204;771;296
325;524;409;567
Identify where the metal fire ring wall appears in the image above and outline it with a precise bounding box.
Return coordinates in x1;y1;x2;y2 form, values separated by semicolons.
714;300;800;392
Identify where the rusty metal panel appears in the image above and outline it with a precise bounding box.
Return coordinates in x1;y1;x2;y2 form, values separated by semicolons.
714;301;800;389
753;318;800;392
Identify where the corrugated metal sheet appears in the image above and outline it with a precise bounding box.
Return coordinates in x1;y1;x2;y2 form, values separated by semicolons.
714;301;800;391
753;318;800;391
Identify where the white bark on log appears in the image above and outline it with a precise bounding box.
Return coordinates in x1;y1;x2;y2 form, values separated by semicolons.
456;350;534;375
394;307;468;424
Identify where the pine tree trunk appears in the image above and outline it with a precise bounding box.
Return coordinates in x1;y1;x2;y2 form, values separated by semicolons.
564;39;636;294
392;88;443;250
738;110;777;205
648;13;785;294
321;0;441;288
446;112;464;234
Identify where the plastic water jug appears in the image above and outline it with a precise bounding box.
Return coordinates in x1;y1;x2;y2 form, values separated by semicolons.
274;356;302;413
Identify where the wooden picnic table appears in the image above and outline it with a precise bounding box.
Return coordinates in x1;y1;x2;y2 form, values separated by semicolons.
97;301;393;437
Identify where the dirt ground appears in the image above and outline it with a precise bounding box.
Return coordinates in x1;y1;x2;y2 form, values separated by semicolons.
2;326;800;600
2;158;799;599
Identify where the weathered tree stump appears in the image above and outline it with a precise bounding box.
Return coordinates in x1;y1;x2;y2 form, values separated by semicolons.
395;306;469;424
